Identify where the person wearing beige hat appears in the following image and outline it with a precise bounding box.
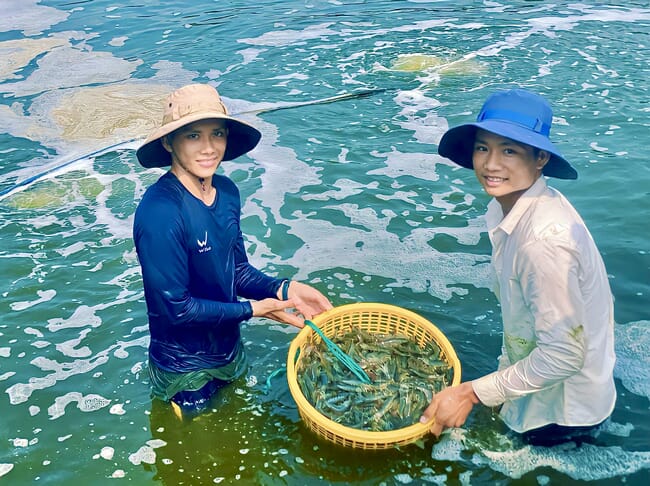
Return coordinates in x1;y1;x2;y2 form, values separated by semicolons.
133;83;332;418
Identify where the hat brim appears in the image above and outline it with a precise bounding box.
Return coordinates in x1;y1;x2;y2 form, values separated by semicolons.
136;113;261;168
438;120;577;180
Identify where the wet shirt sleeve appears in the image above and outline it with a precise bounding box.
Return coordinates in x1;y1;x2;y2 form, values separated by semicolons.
232;226;283;301
472;238;586;407
134;195;253;329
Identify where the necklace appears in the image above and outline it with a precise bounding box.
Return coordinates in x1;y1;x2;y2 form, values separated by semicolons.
196;177;216;205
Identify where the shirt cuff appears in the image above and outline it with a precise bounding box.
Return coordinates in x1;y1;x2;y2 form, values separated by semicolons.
274;278;288;300
241;301;253;321
472;372;504;407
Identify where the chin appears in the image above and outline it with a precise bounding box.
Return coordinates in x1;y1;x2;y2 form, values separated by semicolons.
195;169;217;178
482;185;502;196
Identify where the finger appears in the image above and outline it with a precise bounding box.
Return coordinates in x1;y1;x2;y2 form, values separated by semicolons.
294;302;317;320
280;312;304;328
429;421;443;437
281;298;295;308
419;399;438;424
314;295;333;311
320;295;334;309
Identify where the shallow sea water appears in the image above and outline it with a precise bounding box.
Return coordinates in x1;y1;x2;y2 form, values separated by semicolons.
1;1;649;484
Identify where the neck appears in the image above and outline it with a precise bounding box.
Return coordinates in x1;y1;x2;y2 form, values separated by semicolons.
170;166;216;203
198;177;208;192
497;174;543;216
497;189;526;217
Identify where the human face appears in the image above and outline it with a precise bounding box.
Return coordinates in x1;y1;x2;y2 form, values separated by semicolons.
163;119;228;182
472;129;549;214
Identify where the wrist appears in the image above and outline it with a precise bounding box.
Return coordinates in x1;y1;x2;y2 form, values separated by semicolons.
245;300;255;319
278;279;291;300
467;381;481;405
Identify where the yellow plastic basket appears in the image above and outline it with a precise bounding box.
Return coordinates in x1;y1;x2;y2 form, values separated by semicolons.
286;302;461;450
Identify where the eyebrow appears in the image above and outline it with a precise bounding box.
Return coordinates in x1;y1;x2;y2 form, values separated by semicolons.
474;135;525;148
178;124;227;134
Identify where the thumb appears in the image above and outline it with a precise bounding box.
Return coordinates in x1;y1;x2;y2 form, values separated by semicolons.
429;421;443;437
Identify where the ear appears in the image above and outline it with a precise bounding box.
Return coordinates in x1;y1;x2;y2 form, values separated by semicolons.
161;136;173;154
536;150;551;170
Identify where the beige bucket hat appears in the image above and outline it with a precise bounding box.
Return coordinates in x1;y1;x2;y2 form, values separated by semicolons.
136;83;262;168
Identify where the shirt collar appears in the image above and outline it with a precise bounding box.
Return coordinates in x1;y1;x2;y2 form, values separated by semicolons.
486;176;548;235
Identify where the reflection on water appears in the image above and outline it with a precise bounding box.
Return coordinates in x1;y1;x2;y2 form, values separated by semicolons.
1;0;650;484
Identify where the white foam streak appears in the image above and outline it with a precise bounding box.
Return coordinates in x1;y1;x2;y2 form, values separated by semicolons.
474;442;650;480
1;46;141;98
0;0;68;36
128;445;156;465
284;206;489;300
47;305;102;332
47;392;111;419
55;328;92;358
6;327;148;404
0;372;16;381
302;178;368;202
239;22;339;47
223;96;493;300
432;428;650;481
0;464;14;478
56;241;88;258
10;289;56;311
614;320;650;400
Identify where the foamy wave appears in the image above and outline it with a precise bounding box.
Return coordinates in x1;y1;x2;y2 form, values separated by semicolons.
614;320;650;400
432;427;650;481
47;392;111;420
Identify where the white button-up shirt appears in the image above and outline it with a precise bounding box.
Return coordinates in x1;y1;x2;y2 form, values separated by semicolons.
472;176;616;433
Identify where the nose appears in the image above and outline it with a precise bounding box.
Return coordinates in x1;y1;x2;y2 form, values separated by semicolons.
481;149;499;171
200;137;218;154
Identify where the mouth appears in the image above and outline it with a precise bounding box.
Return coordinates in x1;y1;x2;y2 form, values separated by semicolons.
197;158;218;168
483;175;507;187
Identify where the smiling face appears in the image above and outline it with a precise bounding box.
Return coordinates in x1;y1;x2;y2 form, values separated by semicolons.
163;119;229;185
472;129;549;215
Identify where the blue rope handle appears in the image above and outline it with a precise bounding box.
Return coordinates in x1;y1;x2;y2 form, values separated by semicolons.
304;320;371;384
263;364;286;394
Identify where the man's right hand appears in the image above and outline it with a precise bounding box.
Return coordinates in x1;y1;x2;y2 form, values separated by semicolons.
251;298;305;329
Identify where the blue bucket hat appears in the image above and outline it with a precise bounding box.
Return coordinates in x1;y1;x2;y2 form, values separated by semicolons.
438;89;577;180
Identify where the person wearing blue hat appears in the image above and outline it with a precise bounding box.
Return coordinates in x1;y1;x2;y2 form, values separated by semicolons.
420;89;616;445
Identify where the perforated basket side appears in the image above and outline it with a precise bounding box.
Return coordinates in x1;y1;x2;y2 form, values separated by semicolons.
286;303;462;450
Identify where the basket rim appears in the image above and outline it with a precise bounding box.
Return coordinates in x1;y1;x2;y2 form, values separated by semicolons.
286;302;462;447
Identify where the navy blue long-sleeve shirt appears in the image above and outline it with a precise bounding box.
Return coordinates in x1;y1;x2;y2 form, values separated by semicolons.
133;172;282;372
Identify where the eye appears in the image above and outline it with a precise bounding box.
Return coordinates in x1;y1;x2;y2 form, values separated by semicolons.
213;129;227;137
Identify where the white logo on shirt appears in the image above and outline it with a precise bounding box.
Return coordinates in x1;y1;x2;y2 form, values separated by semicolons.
197;231;212;253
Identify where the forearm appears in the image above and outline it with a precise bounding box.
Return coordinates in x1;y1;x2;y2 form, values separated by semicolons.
147;286;253;329
473;341;584;407
478;239;587;406
179;295;253;327
234;261;283;301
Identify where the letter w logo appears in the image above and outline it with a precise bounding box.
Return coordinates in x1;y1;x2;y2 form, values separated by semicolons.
197;231;208;248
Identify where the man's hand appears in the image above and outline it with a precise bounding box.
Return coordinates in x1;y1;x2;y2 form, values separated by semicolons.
283;281;333;320
251;298;305;329
252;281;332;330
419;381;480;437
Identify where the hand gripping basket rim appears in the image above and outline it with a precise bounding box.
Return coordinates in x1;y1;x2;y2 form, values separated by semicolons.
286;302;462;450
